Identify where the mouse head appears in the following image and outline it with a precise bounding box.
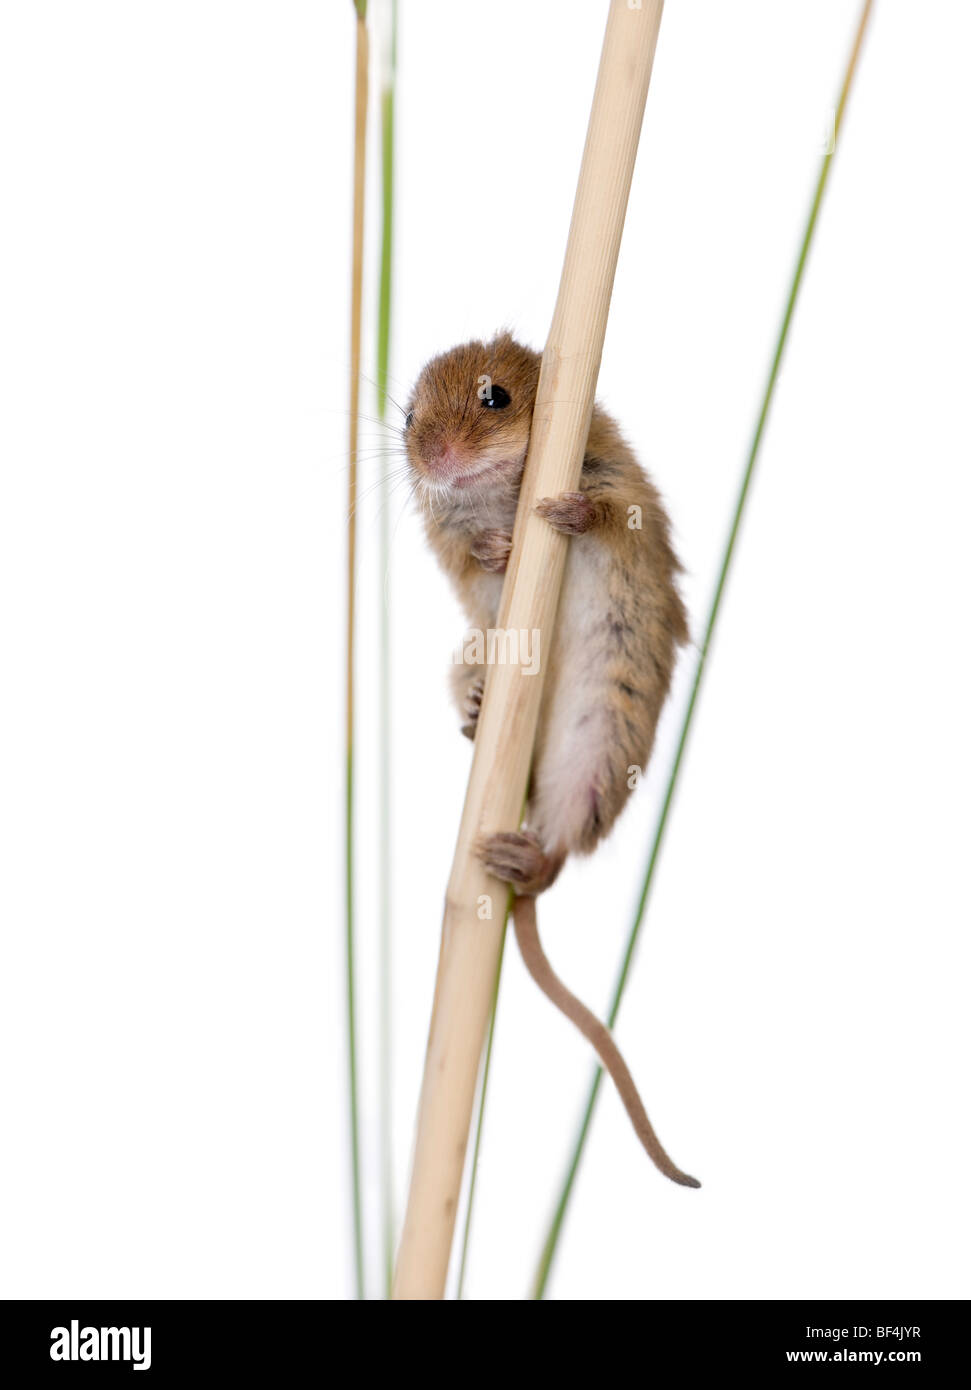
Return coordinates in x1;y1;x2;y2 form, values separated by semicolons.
404;333;540;490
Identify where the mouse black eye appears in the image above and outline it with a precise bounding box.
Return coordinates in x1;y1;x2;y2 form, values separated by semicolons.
482;385;511;409
404;410;414;429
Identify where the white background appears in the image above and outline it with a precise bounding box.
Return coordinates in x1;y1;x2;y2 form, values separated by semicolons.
1;0;969;1301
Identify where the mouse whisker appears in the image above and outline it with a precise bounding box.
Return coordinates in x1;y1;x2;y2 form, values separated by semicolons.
344;466;416;525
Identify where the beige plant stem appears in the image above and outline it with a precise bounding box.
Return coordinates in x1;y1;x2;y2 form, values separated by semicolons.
345;1;368;1301
392;0;666;1301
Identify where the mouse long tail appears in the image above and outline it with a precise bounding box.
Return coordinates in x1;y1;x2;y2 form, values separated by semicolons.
511;894;700;1189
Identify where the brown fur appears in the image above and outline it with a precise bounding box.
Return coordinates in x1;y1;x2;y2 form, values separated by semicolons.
406;332;688;860
405;333;697;1187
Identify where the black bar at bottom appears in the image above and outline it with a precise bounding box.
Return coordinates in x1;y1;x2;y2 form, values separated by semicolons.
1;1299;962;1378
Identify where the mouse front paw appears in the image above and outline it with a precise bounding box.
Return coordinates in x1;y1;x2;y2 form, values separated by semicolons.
470;529;513;574
535;491;599;535
460;674;485;740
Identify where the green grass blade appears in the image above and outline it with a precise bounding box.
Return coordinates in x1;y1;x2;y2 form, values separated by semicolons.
345;751;364;1298
531;0;876;1301
375;0;398;1302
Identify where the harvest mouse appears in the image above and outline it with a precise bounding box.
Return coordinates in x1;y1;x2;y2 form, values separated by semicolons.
404;332;698;1189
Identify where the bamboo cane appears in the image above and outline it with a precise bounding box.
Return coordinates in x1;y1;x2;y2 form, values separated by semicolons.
392;0;666;1300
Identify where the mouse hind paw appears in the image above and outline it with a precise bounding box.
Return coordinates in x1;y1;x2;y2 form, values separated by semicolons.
478;830;563;896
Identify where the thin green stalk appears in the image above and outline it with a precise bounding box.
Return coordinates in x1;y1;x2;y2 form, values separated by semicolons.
345;751;363;1297
345;0;369;1300
531;0;875;1299
375;0;398;1302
